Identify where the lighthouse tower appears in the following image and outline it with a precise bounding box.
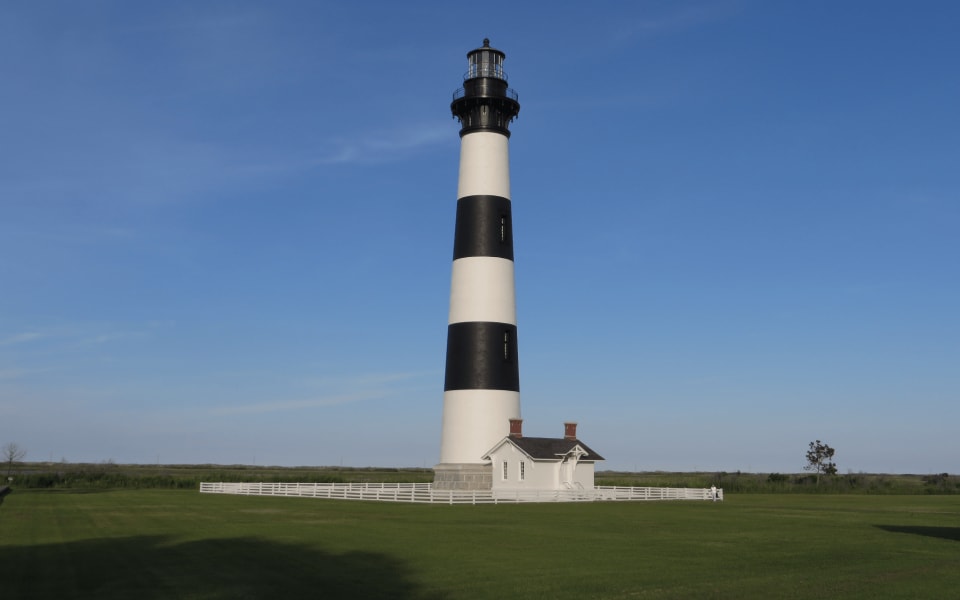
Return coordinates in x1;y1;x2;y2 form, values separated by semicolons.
434;40;522;490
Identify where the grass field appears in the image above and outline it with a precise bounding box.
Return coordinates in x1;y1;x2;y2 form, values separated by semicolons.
1;489;958;599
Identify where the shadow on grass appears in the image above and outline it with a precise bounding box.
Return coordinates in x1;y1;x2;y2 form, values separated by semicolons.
1;535;445;599
876;525;960;542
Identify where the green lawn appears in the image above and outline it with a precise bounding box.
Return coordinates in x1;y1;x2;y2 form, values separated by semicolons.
1;489;958;599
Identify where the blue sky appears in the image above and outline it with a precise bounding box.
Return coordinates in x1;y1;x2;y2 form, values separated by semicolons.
2;1;957;473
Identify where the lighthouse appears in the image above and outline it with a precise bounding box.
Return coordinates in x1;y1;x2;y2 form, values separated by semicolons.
434;40;522;490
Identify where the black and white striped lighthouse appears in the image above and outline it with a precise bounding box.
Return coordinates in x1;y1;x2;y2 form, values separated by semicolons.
434;40;522;490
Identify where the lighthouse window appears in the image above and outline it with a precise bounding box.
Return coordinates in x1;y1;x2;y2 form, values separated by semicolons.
500;215;507;243
503;331;511;361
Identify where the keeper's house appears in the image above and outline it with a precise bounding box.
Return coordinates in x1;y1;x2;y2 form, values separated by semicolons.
482;420;604;492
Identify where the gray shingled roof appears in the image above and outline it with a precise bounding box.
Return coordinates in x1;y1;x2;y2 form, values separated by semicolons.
507;437;605;461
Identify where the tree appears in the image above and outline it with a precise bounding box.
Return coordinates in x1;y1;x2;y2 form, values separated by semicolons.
804;440;836;484
3;442;27;478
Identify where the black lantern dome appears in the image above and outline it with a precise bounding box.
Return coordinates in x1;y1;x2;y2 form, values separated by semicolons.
450;39;520;137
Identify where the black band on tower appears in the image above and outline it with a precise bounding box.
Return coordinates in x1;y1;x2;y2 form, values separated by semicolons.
453;195;514;260
444;322;520;392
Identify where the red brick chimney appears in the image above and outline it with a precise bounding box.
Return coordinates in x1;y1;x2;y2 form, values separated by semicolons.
564;422;578;440
509;418;523;438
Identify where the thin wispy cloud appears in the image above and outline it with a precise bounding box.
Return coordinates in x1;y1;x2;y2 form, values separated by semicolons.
224;124;451;177
126;11;261;35
76;331;146;346
297;371;434;389
0;224;138;247
0;368;31;380
209;371;432;416
0;324;154;353
631;6;726;32
608;2;741;47
0;365;59;382
0;332;46;346
313;124;450;165
2;135;245;208
210;392;386;416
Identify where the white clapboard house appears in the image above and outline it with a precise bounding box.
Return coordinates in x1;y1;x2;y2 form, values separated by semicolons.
482;420;604;492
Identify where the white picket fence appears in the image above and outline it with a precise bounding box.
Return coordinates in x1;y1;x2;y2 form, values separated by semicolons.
198;481;723;504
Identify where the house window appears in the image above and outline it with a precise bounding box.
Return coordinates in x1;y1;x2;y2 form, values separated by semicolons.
502;460;508;480
519;461;526;481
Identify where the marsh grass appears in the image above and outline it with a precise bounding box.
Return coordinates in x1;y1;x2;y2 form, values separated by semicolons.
597;470;960;494
1;490;958;599
7;463;435;490
9;463;957;495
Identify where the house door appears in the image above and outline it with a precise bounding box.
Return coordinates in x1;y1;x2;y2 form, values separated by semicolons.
561;459;573;488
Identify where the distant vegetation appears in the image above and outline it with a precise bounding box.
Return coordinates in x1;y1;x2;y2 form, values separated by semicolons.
5;462;434;490
803;439;838;483
4;462;957;494
596;470;960;495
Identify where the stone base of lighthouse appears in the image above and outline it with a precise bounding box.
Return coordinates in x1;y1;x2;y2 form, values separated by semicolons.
432;463;493;491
